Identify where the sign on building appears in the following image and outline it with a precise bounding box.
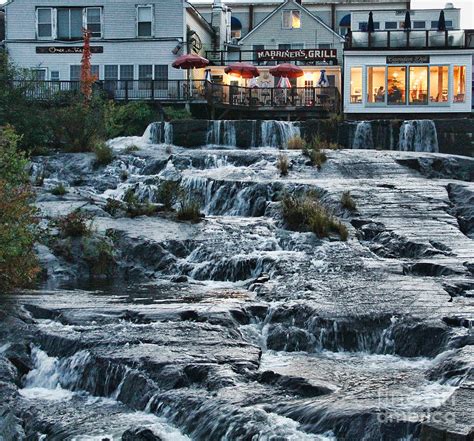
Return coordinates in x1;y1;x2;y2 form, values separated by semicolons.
256;49;337;64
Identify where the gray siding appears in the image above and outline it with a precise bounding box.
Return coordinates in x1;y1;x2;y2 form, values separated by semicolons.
6;0;185;41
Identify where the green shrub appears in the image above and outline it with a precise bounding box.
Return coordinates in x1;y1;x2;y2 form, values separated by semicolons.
105;101;156;138
163;106;193;121
287;136;307;150
156;180;181;210
48;97;106;152
82;236;116;276
124;144;140;153
55;210;93;238
341;191;357;211
0;127;39;291
93;142;114;166
282;194;348;241
304;146;327;170
122;188;159;218
177;198;202;222
50;183;67;196
277;153;289;177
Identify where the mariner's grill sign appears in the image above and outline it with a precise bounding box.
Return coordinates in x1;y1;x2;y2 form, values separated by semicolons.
256;48;337;64
36;46;104;54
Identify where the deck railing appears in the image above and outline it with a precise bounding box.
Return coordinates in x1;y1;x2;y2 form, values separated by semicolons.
205;84;340;111
345;29;467;49
5;80;341;111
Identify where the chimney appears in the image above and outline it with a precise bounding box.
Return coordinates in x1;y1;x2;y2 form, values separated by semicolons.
211;0;228;51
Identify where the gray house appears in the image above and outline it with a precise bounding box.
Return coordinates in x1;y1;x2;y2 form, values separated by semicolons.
4;0;216;83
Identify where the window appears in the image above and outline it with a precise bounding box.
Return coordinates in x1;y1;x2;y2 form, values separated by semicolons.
70;65;81;81
139;65;153;89
231;29;241;39
57;8;83;40
70;65;99;81
367;66;386;104
413;21;426;29
282;10;301;29
86;8;102;38
137;5;153;37
105;65;118;81
432;20;453;29
429;66;448;103
31;69;47;81
409;66;428;105
387;66;406;105
37;8;52;38
453;66;466;102
154;65;168;90
51;71;60;81
359;22;368;31
385;21;397;30
446;20;453;29
318;44;331;49
350;67;362;103
120;65;134;89
279;44;292;50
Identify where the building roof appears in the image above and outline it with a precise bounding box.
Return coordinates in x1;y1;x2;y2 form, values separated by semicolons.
239;0;345;44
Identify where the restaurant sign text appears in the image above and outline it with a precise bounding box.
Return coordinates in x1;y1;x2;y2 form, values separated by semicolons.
36;46;104;54
386;55;430;64
256;49;337;63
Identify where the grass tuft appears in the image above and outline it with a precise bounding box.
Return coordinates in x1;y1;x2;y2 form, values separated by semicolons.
276;153;290;177
50;183;67;196
341;191;357;211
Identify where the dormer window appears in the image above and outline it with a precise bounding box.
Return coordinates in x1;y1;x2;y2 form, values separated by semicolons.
282;10;301;29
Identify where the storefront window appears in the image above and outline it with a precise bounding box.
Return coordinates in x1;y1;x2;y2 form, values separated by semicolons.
367;66;386;104
409;66;428;105
387;66;406;105
429;66;448;103
453;66;466;103
350;67;362;103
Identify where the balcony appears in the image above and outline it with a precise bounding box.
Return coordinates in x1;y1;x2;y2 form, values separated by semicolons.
345;29;467;50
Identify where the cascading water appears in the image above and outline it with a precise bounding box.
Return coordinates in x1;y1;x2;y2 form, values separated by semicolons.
260;121;300;148
352;121;374;150
206;120;237;146
398;120;439;153
143;122;173;144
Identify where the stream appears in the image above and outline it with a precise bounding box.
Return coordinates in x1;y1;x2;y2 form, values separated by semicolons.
0;120;473;440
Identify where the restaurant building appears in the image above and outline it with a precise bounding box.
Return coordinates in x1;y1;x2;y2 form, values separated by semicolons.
344;7;472;116
3;0;216;84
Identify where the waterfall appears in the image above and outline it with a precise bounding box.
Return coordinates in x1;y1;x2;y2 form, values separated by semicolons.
260;121;300;148
352;121;374;149
398;120;439;153
206;121;237;146
142;122;173;144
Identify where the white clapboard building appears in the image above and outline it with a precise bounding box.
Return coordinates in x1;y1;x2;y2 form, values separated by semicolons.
3;0;218;83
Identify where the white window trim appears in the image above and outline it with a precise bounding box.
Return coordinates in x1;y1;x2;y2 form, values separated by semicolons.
137;5;154;38
36;7;54;40
282;10;301;30
84;7;103;39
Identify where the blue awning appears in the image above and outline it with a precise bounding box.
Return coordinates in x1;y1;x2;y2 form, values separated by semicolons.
339;14;351;27
231;16;242;30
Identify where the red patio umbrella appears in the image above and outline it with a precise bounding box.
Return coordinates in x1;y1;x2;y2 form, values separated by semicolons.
172;54;209;69
224;62;260;79
269;63;304;79
172;54;210;100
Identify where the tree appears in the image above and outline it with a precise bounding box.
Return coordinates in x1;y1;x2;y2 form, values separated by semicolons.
80;29;98;103
0;127;39;291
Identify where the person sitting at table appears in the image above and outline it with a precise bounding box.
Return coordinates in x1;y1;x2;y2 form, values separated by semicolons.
375;86;385;102
388;85;402;103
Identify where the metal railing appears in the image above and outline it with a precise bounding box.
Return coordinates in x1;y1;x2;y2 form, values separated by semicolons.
7;80;208;102
206;84;340;111
345;29;467;49
5;80;341;112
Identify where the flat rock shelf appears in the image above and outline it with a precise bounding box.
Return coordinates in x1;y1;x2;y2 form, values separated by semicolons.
1;131;473;441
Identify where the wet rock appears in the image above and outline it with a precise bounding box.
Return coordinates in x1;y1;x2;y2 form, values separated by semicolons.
0;407;26;441
447;183;474;239
258;370;332;397
252;272;270;284
122;427;163;441
171;275;188;283
403;262;466;277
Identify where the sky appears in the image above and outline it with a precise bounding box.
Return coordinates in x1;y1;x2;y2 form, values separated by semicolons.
0;0;473;28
